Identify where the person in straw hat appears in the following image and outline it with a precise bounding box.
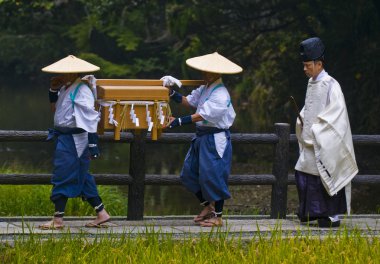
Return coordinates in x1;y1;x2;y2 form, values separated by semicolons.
161;52;242;227
39;55;110;229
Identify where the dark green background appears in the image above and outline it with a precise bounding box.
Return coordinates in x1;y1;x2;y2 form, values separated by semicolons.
0;0;379;214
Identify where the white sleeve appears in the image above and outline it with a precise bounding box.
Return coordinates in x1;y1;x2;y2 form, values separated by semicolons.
296;107;311;147
73;85;100;133
186;86;205;108
310;83;358;195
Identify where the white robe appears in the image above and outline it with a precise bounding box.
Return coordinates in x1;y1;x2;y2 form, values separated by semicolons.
295;72;358;212
54;78;100;157
186;78;236;158
54;78;99;133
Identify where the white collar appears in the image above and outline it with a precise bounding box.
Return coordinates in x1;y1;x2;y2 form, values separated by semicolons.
313;69;328;81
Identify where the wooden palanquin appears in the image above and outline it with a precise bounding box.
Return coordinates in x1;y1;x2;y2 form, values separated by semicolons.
96;79;204;140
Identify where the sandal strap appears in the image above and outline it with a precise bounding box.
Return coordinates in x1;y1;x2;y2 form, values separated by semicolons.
200;201;209;206
214;211;222;217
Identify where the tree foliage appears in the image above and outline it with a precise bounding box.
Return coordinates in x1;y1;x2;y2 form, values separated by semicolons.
0;0;379;132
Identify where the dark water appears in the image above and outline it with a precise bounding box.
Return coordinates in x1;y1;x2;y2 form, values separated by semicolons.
0;82;379;215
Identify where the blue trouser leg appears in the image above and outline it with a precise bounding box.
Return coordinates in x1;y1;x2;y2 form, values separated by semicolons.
51;134;99;199
181;133;232;202
180;138;202;194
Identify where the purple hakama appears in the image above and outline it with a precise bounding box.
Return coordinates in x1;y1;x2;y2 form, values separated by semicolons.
295;170;347;220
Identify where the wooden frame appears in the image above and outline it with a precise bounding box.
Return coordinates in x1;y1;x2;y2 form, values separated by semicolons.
96;79;204;140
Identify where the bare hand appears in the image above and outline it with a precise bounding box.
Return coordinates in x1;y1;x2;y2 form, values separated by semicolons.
163;116;176;129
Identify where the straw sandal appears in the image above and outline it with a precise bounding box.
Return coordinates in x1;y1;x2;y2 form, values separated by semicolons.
85;218;110;228
193;205;215;223
199;216;223;227
39;221;65;230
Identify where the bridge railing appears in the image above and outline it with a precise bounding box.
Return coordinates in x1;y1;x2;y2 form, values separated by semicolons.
1;123;380;220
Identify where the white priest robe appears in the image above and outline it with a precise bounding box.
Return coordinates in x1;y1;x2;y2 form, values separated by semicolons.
295;71;358;212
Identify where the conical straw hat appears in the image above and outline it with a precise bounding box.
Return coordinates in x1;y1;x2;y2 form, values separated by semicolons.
42;55;100;73
186;52;243;74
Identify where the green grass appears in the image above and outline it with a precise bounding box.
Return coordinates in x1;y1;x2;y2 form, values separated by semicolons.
0;163;129;216
0;164;379;263
0;185;128;216
0;229;378;263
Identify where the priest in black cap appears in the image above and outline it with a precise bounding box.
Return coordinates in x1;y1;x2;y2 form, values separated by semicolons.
294;37;358;227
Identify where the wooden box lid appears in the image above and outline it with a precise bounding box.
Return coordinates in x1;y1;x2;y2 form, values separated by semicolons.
97;85;169;101
96;79;204;101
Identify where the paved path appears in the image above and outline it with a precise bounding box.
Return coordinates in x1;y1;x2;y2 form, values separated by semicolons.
0;215;379;242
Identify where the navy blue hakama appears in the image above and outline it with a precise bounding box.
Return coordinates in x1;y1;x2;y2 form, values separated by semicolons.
295;170;347;219
180;130;232;202
51;133;99;201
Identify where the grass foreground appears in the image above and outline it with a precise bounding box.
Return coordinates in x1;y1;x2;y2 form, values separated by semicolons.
0;185;128;217
0;229;378;263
